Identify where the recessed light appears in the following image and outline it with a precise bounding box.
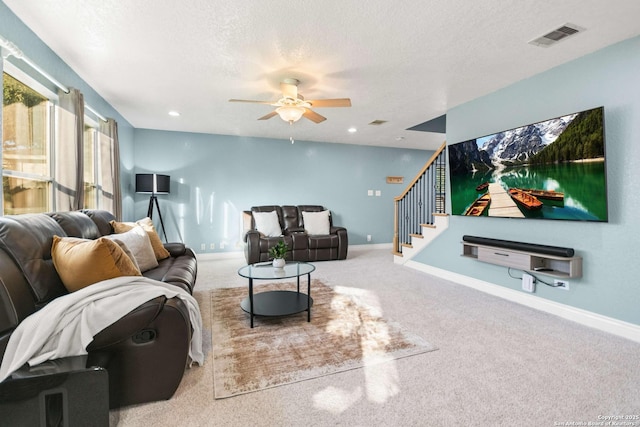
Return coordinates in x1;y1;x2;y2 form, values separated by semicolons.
348;127;357;133
395;136;405;141
168;111;180;117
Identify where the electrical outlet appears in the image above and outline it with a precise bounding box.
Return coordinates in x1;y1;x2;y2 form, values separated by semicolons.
367;235;372;242
200;243;206;251
210;243;215;250
555;279;570;290
522;272;535;293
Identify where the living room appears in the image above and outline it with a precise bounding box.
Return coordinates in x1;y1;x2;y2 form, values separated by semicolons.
1;1;640;425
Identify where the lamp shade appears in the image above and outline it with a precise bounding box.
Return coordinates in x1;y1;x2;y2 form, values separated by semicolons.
135;174;170;194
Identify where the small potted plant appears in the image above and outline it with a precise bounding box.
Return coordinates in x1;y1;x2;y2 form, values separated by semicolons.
268;240;289;268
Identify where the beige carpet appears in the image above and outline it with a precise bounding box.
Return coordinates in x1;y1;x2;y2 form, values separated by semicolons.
211;280;437;398
109;250;640;426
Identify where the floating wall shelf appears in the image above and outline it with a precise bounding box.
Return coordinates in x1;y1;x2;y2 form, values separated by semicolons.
462;241;582;278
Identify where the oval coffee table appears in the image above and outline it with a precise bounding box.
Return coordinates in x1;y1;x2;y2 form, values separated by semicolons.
237;261;316;328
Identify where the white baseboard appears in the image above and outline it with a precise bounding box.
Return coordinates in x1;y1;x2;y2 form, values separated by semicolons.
196;251;244;261
405;260;640;344
349;243;393;251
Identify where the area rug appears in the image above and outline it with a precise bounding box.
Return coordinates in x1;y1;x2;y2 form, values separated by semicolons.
211;280;437;398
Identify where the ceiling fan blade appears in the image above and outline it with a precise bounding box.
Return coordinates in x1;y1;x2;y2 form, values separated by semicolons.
280;81;298;100
258;111;278;120
307;98;352;108
303;109;326;123
229;99;274;105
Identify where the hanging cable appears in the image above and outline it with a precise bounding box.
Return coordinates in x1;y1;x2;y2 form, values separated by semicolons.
507;267;560;287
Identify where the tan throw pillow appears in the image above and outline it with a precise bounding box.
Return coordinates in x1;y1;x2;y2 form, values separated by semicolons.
51;236;142;292
103;225;158;272
111;217;170;260
302;210;331;235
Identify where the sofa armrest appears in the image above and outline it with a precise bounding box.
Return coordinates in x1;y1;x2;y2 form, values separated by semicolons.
86;296;191;408
285;227;305;234
330;226;347;235
244;230;261;264
244;229;261;243
87;296;167;350
332;226;349;259
163;242;186;257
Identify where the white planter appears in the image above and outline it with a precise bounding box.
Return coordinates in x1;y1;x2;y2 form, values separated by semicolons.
272;258;286;268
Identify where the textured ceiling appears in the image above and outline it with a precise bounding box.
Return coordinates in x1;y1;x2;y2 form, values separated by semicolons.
4;0;640;150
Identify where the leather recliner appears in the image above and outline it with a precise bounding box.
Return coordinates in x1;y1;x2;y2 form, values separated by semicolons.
0;210;197;408
243;205;348;264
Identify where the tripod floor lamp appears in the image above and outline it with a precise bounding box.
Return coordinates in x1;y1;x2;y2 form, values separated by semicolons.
135;173;170;242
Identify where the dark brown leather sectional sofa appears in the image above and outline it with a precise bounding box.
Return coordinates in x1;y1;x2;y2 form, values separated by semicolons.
244;205;348;264
0;209;197;408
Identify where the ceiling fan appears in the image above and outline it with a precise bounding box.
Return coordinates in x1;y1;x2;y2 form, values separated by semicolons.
229;78;351;124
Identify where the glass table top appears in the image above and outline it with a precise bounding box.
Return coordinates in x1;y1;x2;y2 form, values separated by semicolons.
238;261;315;280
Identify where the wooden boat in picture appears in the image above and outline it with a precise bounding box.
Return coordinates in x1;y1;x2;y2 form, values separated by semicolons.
508;188;543;210
475;182;489;192
464;193;491;216
520;188;565;201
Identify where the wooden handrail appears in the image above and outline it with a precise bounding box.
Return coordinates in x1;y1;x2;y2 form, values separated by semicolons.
393;141;447;255
394;142;446;202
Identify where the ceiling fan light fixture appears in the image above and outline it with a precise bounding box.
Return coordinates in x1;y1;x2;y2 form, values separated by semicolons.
276;105;305;123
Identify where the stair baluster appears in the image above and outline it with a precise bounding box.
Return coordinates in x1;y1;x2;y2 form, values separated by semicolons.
393;142;447;255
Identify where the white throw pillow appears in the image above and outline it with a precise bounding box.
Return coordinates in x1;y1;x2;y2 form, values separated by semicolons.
253;211;282;237
302;210;330;235
104;225;159;272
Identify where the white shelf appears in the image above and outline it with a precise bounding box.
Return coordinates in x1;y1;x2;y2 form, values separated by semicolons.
462;242;582;278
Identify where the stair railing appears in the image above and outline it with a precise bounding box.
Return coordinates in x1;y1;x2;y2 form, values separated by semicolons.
393;142;447;255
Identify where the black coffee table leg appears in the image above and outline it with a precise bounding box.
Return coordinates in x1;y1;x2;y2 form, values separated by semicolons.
249;278;254;328
307;273;311;322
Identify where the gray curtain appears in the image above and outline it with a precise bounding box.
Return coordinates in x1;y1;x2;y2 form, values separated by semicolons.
56;88;84;210
99;118;122;220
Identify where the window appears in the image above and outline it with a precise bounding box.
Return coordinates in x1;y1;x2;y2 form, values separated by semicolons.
83;120;98;209
2;72;53;214
2;59;119;217
83;116;117;211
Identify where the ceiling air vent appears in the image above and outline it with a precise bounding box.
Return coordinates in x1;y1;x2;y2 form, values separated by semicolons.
529;23;585;47
369;120;387;126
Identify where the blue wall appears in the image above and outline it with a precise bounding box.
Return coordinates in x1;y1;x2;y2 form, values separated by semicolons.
0;2;136;218
132;129;432;251
413;36;640;326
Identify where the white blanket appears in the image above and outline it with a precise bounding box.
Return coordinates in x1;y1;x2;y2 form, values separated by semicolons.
0;276;204;382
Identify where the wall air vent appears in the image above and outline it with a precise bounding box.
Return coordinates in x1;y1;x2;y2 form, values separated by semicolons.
529;23;585;47
369;120;388;126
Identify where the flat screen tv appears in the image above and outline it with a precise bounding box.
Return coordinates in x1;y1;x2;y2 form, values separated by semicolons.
448;106;607;221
